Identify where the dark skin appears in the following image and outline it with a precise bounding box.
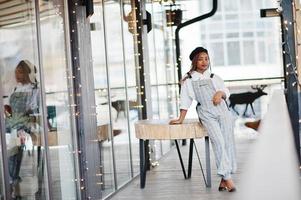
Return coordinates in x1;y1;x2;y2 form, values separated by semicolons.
170;52;236;191
170;52;226;124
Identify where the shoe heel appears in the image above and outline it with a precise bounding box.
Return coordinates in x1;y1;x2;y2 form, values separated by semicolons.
228;187;236;192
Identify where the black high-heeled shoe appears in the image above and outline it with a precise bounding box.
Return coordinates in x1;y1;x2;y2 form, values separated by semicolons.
218;186;227;191
227;187;236;192
218;179;227;191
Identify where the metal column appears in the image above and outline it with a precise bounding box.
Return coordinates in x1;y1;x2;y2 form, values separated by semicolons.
281;0;301;163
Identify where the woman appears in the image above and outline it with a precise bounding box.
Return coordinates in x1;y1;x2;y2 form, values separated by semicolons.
170;47;237;192
5;60;39;198
6;60;39;132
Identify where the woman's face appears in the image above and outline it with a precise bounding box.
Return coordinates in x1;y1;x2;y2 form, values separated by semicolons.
196;52;209;73
15;68;29;84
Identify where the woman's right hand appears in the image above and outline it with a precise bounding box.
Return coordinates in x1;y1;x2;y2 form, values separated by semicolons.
169;118;183;125
169;109;187;125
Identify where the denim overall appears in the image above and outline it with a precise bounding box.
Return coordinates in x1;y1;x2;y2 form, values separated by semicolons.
192;78;237;180
7;88;35;185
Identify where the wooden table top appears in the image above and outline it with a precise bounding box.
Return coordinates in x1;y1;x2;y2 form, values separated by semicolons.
135;119;207;140
31;131;58;146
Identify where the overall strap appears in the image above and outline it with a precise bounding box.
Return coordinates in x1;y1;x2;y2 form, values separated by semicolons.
195;73;215;118
186;72;192;79
187;72;213;78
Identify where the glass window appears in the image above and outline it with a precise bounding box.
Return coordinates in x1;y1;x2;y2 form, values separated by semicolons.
208;22;223;32
210;33;223;40
123;1;140;177
257;31;265;37
241;20;255;30
240;0;253;11
226;22;239;30
227;41;241;65
148;2;175;158
241;13;254;20
243;32;254;37
257;41;266;63
210;42;225;66
267;43;278;64
211;14;222;21
243;41;255;65
226;32;239;38
255;0;263;8
152;7;167;85
90;3;115;197
225;14;238;20
104;0;131;189
256;21;266;29
200;24;206;31
201;34;207;39
224;0;238;12
0;1;49;199
39;0;78;199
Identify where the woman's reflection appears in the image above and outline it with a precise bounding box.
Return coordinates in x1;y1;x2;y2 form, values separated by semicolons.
5;60;39;199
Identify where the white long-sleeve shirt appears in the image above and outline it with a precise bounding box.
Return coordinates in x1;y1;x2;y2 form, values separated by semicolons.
180;70;230;110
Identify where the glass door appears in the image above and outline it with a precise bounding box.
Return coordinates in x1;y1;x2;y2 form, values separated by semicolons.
0;0;49;199
0;0;80;199
38;0;79;199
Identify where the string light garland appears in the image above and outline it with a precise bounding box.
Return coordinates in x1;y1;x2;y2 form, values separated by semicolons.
292;1;301;86
70;0;182;194
279;0;301;87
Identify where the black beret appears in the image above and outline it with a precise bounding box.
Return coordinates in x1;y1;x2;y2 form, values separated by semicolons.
189;47;208;61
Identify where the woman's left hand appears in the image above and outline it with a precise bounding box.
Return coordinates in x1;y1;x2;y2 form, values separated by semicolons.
212;91;224;105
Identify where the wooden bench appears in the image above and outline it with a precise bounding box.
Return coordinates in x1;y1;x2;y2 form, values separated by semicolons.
135;119;211;188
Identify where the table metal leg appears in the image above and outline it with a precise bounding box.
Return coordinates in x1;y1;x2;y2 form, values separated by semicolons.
175;140;187;179
37;146;41;169
139;139;148;188
205;136;211;187
145;140;150;171
139;137;211;189
187;139;194;178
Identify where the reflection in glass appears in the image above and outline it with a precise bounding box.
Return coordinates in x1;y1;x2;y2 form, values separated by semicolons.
91;2;115;197
104;0;131;188
148;2;178;158
39;0;78;199
122;1;140;176
0;1;48;199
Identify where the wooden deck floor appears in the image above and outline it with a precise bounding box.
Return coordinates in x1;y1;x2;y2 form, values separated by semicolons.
109;91;301;200
109;134;258;200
